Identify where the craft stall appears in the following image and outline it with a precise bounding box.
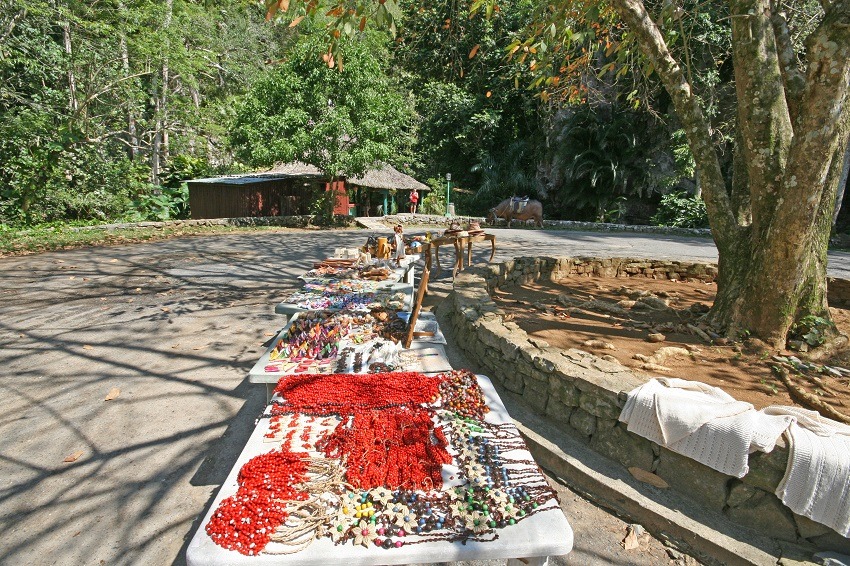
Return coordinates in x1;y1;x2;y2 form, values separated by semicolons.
276;255;418;317
185;247;573;565
250;309;453;401
300;255;416;285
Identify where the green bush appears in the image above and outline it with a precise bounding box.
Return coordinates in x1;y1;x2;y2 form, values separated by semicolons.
651;192;709;228
126;185;190;222
419;179;447;215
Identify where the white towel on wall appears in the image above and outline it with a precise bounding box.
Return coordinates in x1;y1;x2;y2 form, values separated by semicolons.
763;406;850;537
620;378;793;478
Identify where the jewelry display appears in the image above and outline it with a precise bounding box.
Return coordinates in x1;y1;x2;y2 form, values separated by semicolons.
205;371;559;556
199;251;566;561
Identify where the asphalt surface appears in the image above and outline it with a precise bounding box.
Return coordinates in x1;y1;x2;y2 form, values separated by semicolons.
4;225;844;565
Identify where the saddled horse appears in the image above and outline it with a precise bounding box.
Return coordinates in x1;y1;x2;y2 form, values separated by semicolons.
486;197;543;227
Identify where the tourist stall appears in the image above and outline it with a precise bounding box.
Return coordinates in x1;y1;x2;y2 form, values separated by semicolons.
186;370;573;565
185;251;573;565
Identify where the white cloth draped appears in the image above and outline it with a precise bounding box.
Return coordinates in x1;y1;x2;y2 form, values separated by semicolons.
620;378;850;538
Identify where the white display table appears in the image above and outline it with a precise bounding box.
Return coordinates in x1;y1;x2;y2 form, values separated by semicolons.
273;283;414;316
186;374;574;566
249;313;454;400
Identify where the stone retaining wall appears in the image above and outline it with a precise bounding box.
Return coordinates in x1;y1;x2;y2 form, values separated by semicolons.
441;256;849;552
376;214;713;239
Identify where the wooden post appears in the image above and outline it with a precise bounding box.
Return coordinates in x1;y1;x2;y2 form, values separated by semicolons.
404;267;429;348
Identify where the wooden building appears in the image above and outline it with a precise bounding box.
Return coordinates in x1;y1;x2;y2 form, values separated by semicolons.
187;162;424;219
187;162;347;219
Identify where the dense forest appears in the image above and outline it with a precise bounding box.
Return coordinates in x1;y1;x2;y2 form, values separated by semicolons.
0;0;842;229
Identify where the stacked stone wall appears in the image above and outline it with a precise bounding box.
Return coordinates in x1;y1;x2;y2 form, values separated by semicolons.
442;256;849;552
378;216;713;239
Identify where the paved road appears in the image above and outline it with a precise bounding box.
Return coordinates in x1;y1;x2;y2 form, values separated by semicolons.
2;225;832;565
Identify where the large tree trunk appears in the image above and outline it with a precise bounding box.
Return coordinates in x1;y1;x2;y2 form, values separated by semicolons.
611;0;850;350
832;124;850;226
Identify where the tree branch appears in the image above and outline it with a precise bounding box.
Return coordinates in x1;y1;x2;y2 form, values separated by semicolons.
0;7;25;44
770;5;806;121
609;0;738;250
77;71;152;113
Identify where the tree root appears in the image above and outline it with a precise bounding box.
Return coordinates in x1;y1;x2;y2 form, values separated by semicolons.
771;364;850;424
797;334;850;362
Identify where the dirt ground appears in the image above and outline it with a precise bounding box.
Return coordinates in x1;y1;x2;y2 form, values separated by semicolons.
492;275;850;414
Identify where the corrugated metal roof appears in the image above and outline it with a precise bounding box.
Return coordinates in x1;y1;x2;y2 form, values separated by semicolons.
187;174;293;185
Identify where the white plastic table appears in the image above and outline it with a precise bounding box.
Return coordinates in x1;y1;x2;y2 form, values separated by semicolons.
185;374;574;566
273;283;414;316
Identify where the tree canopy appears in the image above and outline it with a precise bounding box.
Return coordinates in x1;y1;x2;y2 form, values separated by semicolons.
230;29;416;178
262;0;850;349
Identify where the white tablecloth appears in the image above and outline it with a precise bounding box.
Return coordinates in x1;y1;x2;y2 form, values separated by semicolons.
186;375;573;565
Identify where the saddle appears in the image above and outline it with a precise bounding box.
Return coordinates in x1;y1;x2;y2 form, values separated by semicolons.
510;196;529;214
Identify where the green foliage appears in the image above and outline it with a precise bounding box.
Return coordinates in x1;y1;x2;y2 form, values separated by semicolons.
546;105;656;220
230;30;416;178
600;196;627;223
670;129;696;183
308;190;339;226
419;180;447;215
789;315;835;348
0;0;287;227
651;191;709;228
395;0;544;213
160;155;212;189
127;185;190;222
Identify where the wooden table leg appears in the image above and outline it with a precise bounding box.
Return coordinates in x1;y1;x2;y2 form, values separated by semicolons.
489;235;496;261
423;243;432;295
452;240;462;279
433;244;442;272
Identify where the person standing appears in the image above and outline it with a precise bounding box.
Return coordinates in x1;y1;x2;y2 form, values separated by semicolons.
391;224;406;263
409;189;419;214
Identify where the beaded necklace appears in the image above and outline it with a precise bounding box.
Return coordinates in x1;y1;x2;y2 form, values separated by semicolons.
273;371;441;412
205;448;308;556
212;371;562;557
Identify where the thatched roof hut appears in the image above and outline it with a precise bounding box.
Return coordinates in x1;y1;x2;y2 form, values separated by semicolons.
348;163;429;192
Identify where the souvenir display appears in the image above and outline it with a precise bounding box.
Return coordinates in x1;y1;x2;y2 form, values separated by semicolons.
302;263;393;281
191;254;570;564
301;280;382;294
205;370;559;557
263;311;410;375
281;289;408;312
334;340;403;373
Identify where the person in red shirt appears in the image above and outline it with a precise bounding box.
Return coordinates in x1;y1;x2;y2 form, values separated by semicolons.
409;189;419;214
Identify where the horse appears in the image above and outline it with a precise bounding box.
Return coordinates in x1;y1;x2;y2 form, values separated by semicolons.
486;197;543;227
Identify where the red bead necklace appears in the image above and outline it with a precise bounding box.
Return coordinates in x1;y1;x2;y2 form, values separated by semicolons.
273;371;441;412
205;449;308;555
319;406;451;490
271;372;451;490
